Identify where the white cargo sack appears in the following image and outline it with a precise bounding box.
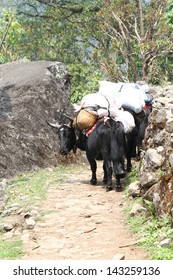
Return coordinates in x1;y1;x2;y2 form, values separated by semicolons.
81;93;109;116
120;84;150;105
98;80;150;113
98;80;124;94
81;93;107;110
97;92;122;117
80;92;121;118
114;110;135;133
120;88;145;113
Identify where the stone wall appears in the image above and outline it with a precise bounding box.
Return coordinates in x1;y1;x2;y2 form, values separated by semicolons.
139;84;173;220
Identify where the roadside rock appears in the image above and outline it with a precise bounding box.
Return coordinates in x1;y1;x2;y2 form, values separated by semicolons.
128;181;140;198
2;223;15;231
25;218;36;229
0;60;74;179
112;254;125;260
160;238;172;247
144;148;164;169
0;179;8;212
140;172;158;189
130;203;148;216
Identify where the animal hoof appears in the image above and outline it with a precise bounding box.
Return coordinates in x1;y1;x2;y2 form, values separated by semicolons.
106;186;113;192
90;179;97;185
120;172;126;178
116;186;123;192
117;170;126;178
126;166;132;172
103;179;108;185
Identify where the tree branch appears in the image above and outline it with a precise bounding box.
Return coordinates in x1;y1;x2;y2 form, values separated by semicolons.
0;16;13;52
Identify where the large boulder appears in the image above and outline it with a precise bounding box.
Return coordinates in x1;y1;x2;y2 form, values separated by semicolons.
0;60;74;178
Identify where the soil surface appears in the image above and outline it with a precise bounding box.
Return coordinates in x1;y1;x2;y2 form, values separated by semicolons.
21;162;148;260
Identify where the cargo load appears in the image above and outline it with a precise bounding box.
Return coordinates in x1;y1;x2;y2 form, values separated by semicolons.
98;80;150;113
80;92;122;117
113;110;135;133
73;92;122;130
73;109;98;130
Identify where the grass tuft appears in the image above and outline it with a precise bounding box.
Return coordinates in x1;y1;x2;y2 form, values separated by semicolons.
0;240;23;260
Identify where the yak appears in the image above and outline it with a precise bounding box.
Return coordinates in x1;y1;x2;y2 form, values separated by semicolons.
48;118;127;191
124;106;151;169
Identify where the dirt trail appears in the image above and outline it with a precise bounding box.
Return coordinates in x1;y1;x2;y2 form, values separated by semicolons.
21;162;148;260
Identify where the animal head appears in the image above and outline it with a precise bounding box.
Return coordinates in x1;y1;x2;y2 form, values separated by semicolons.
47;121;76;155
58;124;76;155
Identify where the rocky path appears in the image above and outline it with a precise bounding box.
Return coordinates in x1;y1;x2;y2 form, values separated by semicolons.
21;162;148;260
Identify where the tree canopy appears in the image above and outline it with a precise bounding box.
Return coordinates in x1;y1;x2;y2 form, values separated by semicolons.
0;0;173;101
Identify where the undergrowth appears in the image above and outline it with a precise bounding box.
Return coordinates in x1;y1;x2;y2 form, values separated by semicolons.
124;167;173;260
0;240;23;260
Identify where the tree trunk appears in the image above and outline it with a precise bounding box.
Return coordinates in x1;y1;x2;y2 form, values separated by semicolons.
136;0;144;38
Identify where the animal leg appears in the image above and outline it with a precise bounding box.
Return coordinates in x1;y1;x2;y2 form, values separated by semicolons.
126;154;132;172
86;153;97;185
90;160;97;185
102;162;111;184
103;160;113;191
111;122;126;176
126;131;135;172
115;175;123;191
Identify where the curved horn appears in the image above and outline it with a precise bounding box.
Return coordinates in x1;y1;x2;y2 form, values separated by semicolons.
47;121;61;129
63;113;74;121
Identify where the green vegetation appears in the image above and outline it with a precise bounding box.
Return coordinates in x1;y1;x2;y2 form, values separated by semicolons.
3;164;82;212
124;167;139;186
124;168;173;260
0;163;84;259
128;212;173;260
6;171;49;209
0;240;23;260
1;1;173;101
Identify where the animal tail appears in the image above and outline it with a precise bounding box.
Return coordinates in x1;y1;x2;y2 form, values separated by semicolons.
111;120;126;176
